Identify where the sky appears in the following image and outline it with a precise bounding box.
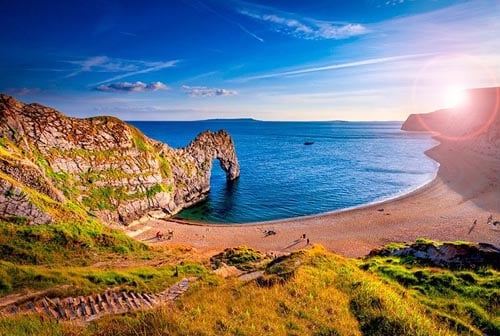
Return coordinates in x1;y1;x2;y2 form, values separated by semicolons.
1;0;500;121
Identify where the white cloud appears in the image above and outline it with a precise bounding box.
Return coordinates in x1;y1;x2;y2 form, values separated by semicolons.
183;0;264;42
239;53;434;81
182;85;238;97
63;56;179;84
95;81;169;93
94;60;178;85
239;9;367;40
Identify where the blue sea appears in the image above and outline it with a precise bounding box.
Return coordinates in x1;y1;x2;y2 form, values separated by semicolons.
129;120;438;223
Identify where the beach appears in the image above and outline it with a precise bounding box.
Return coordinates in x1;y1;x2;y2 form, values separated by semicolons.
130;140;500;258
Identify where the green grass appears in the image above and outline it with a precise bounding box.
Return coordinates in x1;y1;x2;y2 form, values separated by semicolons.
157;153;173;179
0;314;71;336
0;178;498;336
83;246;456;336
0;260;209;298
0;219;147;267
1;243;499;335
360;254;500;335
210;246;267;271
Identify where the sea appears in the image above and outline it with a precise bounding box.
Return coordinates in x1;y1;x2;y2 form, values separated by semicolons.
129;120;439;224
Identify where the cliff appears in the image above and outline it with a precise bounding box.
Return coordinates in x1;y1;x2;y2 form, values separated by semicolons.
0;94;239;225
402;87;500;157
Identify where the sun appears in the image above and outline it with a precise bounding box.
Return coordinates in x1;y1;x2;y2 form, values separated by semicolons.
443;86;469;108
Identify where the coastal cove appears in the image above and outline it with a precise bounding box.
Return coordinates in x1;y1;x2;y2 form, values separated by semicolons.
130;120;438;223
134;138;500;258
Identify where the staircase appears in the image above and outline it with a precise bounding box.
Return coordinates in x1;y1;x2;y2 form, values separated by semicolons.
0;277;196;322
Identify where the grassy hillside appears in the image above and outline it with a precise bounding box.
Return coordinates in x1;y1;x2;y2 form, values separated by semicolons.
0;237;498;336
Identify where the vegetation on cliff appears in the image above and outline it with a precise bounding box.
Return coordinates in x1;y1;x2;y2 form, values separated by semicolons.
0;94;239;226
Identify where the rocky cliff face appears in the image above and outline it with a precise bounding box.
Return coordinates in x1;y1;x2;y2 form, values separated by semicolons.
0;94;239;225
402;87;500;158
370;241;500;269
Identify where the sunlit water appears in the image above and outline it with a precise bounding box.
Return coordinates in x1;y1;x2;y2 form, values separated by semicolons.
130;120;438;223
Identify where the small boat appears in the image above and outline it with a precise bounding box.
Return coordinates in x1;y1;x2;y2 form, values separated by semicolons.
303;141;314;145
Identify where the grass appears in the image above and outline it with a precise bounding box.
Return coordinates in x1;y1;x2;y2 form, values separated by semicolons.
77;246;458;336
0;260;208;299
0;219;147;267
157;153;173;179
210;246;267;271
0;243;498;335
360;253;500;335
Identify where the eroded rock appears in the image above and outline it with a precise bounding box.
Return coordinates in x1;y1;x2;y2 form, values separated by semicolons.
369;241;500;269
0;94;240;225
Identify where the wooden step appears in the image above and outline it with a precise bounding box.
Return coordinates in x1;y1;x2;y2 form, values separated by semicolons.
78;296;89;317
95;294;105;312
54;298;67;320
129;292;142;309
87;296;98;316
66;297;77;319
112;292;123;310
103;292;115;313
120;291;134;310
41;298;57;319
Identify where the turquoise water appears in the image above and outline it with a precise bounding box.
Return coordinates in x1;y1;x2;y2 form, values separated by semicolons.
129;120;438;223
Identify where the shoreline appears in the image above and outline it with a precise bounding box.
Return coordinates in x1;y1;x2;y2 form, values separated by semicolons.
167;171;440;228
130;140;500;258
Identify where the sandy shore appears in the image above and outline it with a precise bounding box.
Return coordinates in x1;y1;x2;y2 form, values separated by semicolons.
130;141;500;258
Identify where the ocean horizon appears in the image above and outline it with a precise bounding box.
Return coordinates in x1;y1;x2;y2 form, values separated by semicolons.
130;120;439;223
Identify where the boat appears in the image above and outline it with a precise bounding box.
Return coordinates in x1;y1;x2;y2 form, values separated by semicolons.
304;141;314;145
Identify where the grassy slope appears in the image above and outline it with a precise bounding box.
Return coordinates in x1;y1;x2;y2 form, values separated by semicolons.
1;240;498;336
0;218;212;310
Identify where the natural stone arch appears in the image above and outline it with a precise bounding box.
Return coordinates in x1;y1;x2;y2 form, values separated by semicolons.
186;130;240;181
165;130;240;215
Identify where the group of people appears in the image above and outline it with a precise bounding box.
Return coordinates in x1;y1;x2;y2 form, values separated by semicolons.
155;229;174;240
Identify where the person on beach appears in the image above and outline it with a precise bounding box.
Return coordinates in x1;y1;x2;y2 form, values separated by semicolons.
302;233;306;239
156;231;164;240
307;238;310;245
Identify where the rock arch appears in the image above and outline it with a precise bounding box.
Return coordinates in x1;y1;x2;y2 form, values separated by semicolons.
162;130;240;216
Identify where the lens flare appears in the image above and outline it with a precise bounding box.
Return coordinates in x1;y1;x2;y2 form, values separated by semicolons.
411;53;499;141
443;86;469;108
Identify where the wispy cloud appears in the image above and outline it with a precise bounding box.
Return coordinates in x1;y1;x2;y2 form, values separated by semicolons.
183;0;264;42
239;8;367;40
94;61;178;85
65;56;131;78
95;81;169;93
5;87;41;96
240;53;434;81
182;85;238;97
120;31;138;37
381;0;406;6
62;56;179;84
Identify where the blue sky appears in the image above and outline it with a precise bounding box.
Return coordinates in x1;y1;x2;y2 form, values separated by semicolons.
2;0;499;120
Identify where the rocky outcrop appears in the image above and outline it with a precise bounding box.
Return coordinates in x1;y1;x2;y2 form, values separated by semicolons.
369;241;500;269
0;179;52;224
0;94;239;225
402;87;500;158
